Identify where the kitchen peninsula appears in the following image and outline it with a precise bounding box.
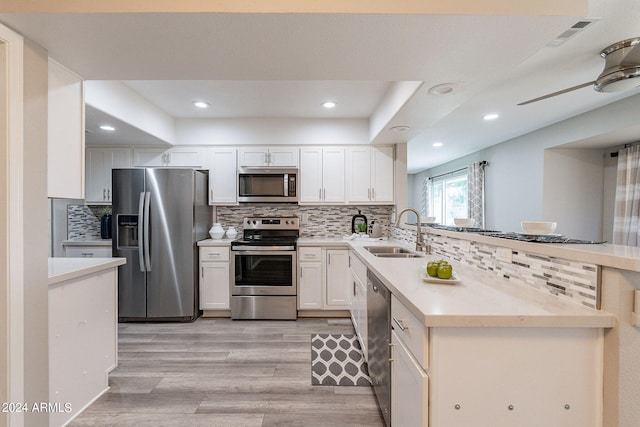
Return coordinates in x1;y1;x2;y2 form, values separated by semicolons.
47;257;125;426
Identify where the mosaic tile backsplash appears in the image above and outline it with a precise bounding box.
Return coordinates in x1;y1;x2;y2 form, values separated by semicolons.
391;226;600;310
216;205;393;238
67;205;108;240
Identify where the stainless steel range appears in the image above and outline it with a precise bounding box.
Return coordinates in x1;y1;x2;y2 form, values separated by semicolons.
230;217;299;320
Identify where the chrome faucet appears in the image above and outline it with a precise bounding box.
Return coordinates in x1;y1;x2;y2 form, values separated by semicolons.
395;208;426;252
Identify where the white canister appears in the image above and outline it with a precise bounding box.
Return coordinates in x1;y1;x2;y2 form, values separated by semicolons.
209;223;225;239
226;226;238;239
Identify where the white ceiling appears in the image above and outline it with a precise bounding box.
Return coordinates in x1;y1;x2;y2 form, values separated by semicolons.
2;0;640;173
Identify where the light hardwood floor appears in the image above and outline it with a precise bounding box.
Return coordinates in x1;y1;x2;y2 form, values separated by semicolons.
69;318;385;427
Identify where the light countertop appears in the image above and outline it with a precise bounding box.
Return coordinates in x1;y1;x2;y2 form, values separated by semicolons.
419;226;640;272
348;240;615;329
48;257;126;286
198;238;232;246
62;239;112;246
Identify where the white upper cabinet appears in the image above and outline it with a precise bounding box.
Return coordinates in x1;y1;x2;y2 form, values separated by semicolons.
85;147;131;204
133;146;203;168
299;147;345;204
205;148;238;205
346;146;394;204
48;59;85;199
239;146;299;168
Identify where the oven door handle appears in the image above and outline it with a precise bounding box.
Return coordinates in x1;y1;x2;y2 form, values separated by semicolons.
232;249;297;256
232;247;296;252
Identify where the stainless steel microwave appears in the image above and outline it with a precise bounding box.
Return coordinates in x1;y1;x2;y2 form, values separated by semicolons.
238;168;298;203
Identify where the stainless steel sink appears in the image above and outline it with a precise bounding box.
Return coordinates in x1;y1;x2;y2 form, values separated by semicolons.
364;246;423;258
374;253;423;258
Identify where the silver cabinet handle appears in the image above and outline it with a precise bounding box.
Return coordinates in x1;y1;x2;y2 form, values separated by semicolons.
107;188;111;200
209;188;213;201
81;252;93;257
393;316;408;331
368;188;371;199
353;281;356;296
328;253;331;264
323;188;326;200
207;252;221;257
201;266;204;278
372;188;375;200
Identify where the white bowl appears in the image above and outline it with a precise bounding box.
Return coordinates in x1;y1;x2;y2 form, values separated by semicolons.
423;216;436;224
454;218;475;227
521;221;557;235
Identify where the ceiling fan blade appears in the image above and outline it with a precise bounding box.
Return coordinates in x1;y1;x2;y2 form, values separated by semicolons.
517;81;595;106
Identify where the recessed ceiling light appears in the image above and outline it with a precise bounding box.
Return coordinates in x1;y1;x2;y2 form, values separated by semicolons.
428;83;457;95
99;125;115;131
193;101;209;109
322;101;336;109
433;142;443;148
389;126;411;132
483;113;499;121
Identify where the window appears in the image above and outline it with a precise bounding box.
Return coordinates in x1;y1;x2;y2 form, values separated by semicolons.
428;172;468;226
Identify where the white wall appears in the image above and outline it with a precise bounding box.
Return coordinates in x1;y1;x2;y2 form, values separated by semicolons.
0;40;7;427
543;148;606;241
175;117;369;146
408;92;640;238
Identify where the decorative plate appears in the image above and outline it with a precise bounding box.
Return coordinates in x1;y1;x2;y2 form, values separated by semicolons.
420;270;461;284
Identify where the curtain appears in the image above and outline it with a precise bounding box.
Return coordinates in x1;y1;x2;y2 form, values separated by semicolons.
467;161;486;228
613;146;640;245
421;175;431;217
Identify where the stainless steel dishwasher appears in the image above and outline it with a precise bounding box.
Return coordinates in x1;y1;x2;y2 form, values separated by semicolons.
367;270;391;427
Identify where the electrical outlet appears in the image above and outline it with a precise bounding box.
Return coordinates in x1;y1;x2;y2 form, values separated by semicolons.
495;247;513;263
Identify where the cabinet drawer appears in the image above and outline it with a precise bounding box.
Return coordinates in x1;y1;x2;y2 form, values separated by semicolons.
392;295;429;369
298;247;322;262
199;246;230;262
349;251;367;284
65;246;112;258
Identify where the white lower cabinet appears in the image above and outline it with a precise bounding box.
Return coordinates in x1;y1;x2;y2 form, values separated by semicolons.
199;246;231;311
392;330;429;427
325;249;350;308
298;261;323;310
297;246;350;311
349;251;368;356
49;268;118;426
390;294;604;427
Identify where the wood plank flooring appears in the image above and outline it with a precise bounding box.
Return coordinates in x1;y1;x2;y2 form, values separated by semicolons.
69;318;385;427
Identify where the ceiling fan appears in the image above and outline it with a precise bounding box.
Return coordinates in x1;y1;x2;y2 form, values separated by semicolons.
518;37;640;106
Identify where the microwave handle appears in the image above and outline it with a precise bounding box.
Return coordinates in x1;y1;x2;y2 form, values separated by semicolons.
284;173;288;197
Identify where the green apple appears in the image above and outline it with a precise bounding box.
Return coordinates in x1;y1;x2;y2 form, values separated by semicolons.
437;263;453;279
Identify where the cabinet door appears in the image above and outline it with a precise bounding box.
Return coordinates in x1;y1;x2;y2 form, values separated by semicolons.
268;147;299;167
208;148;237;205
133;148;166;167
298;262;322;310
299;148;323;203
85;148;110;203
239;147;269;167
322;147;345;203
392;330;429;427
86;148;130;203
165;147;203;167
48;59;84;199
371;146;394;203
200;261;230;310
346;147;372;202
325;249;350;308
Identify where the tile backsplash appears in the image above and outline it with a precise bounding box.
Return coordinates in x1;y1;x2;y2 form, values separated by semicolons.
216;204;393;238
67;205;106;240
391;225;600;310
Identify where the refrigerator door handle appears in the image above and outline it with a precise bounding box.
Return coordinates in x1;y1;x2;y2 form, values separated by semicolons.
143;191;152;271
137;192;146;272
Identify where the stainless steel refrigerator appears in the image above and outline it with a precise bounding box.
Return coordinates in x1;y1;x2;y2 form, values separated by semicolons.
112;168;211;322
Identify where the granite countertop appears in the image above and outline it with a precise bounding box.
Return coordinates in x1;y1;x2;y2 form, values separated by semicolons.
48;257;126;286
348;239;615;329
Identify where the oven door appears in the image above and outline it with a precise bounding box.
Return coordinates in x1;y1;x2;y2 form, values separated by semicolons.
232;250;297;296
